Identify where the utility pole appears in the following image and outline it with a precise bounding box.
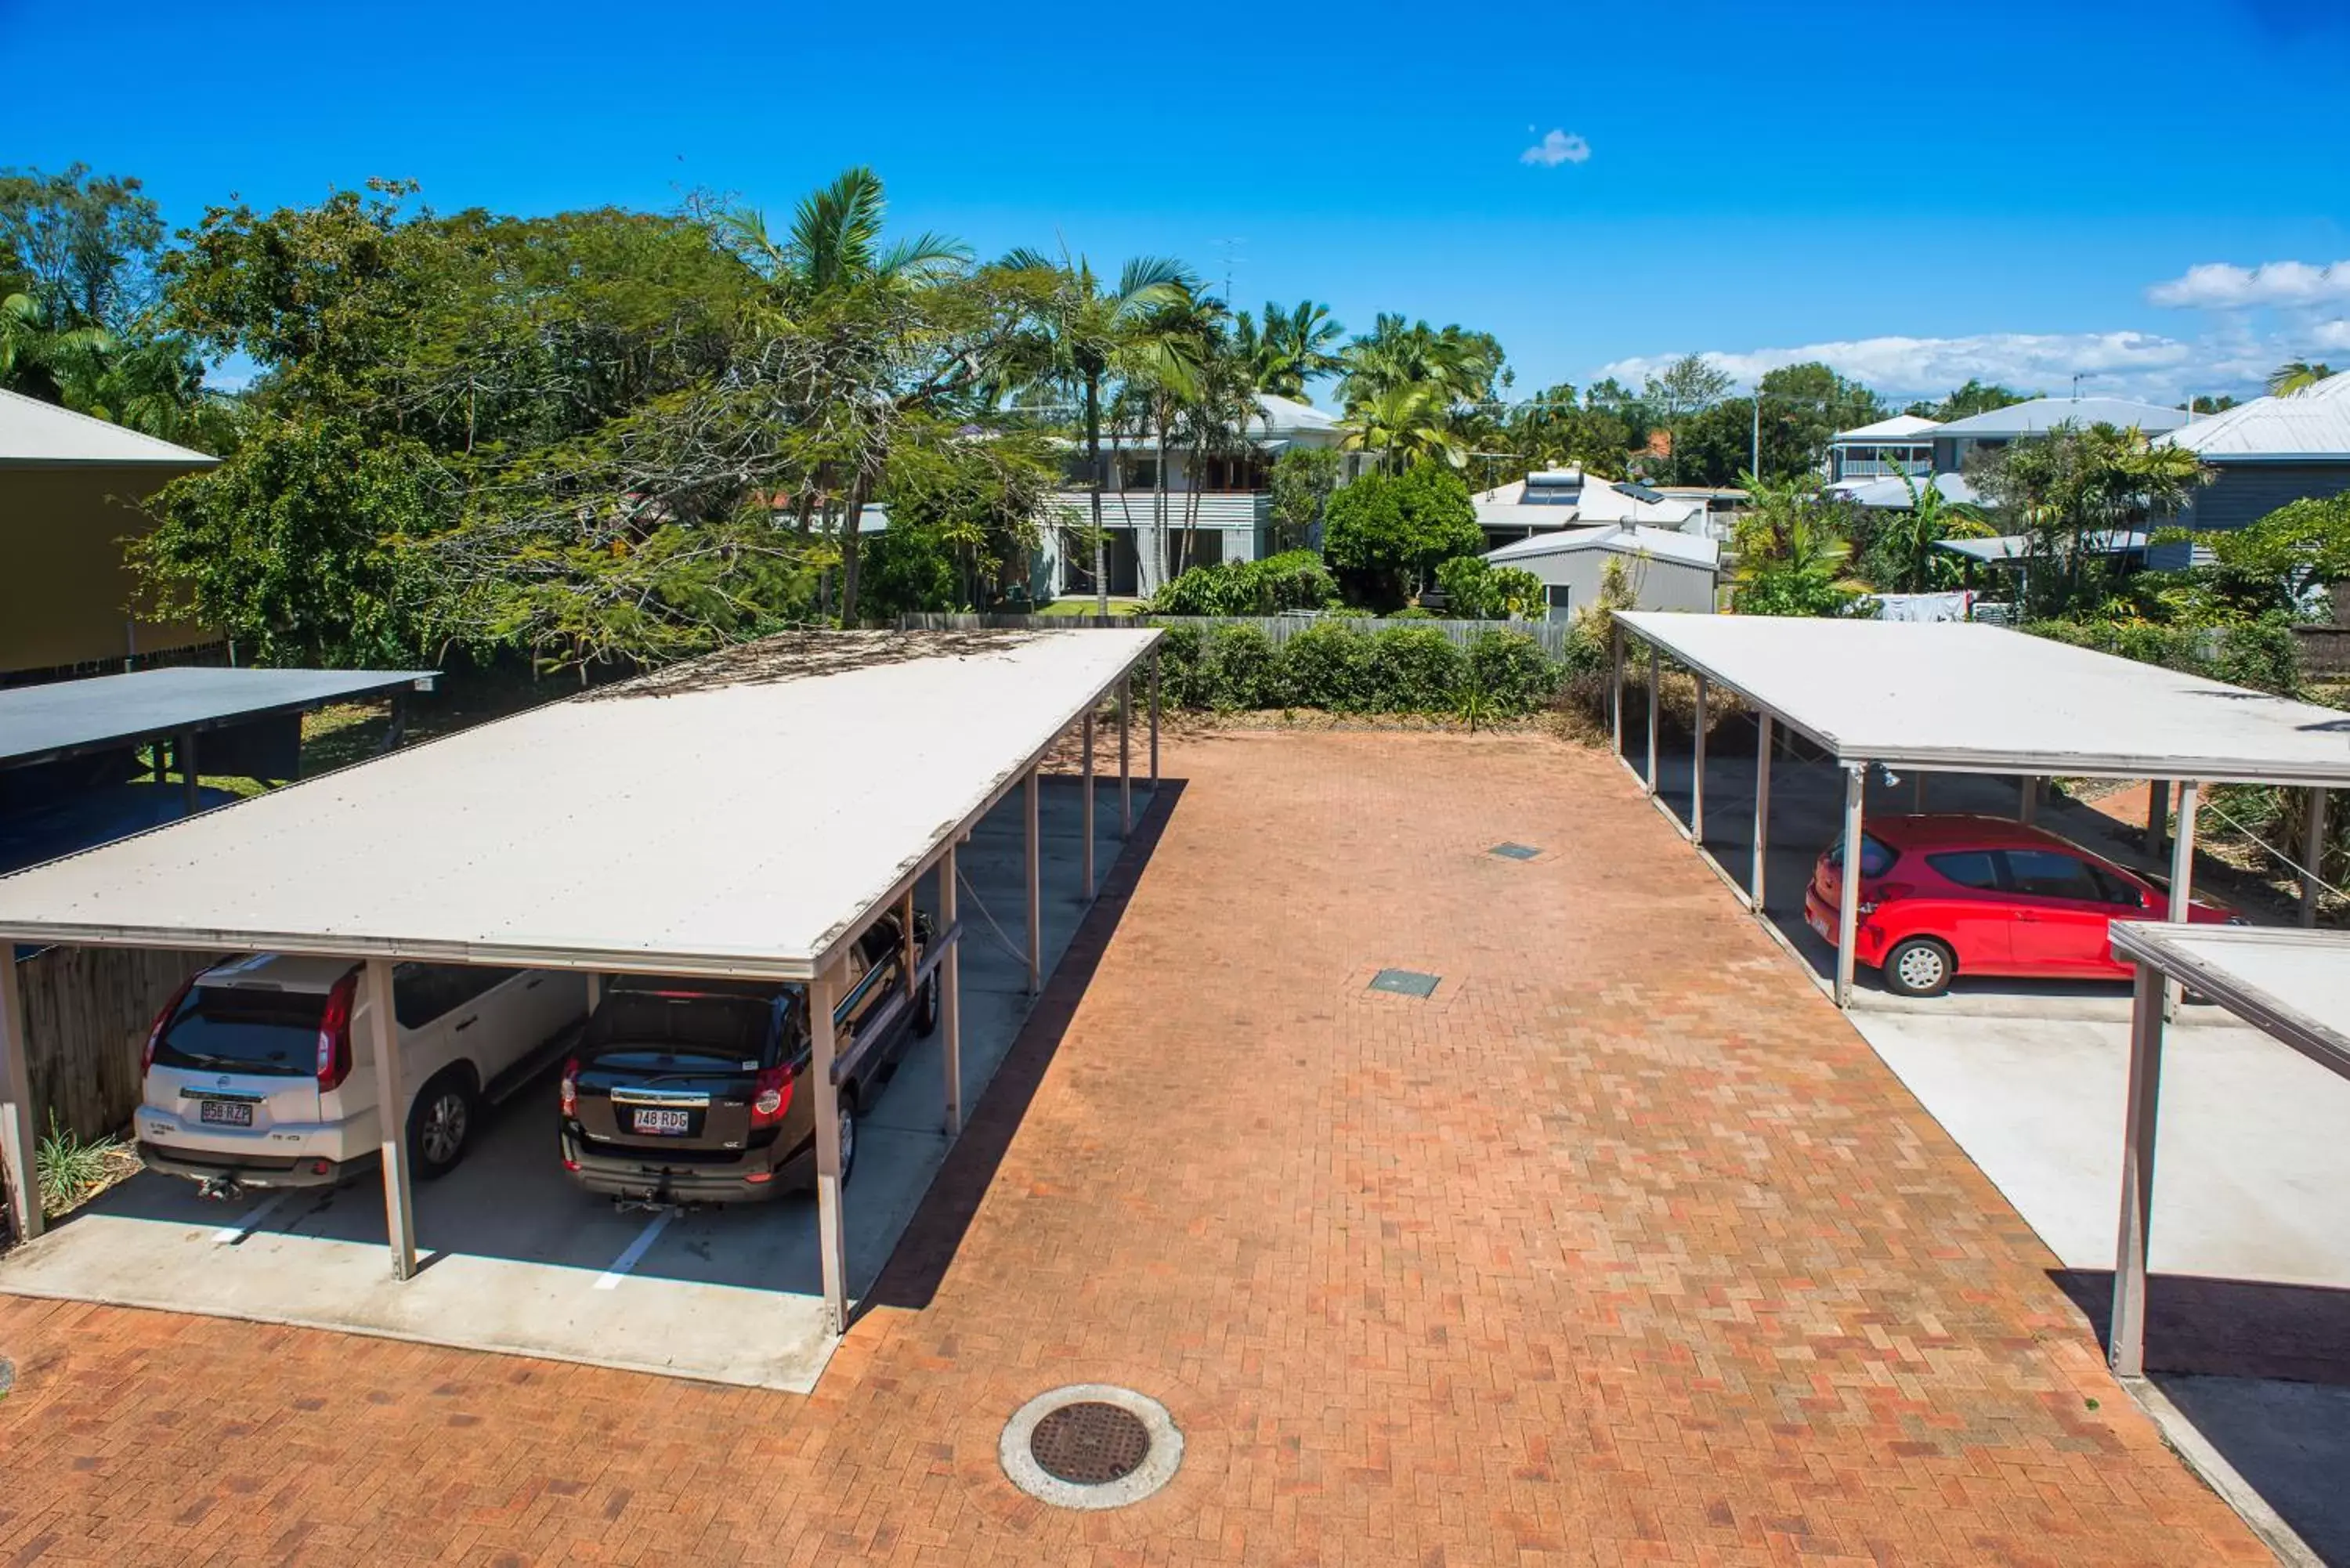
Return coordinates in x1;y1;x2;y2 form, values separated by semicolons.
1749;388;1761;480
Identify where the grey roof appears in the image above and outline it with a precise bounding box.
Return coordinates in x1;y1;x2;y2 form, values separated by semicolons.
0;667;438;769
1931;396;2191;439
1831;414;1940;443
2108;924;2350;1082
1831;471;1982;510
1486;524;1719;572
2160;374;2350;461
0;388;219;468
1935;529;2147;564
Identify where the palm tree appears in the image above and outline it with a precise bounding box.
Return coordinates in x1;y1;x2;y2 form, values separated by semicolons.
2268;359;2337;398
1342;382;1462;473
1879;470;1994;593
721;168;971;620
999;251;1195;610
1239;300;1343;399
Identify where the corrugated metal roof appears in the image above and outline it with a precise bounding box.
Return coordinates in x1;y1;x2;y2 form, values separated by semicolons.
0;630;1161;979
1830;471;1982;510
0;388;219;467
1473;477;1705;531
1831;414;1940;443
1249;393;1339;434
1614;612;2350;784
1934;529;2146;563
1486;525;1719;572
2160;374;2350;461
1931;396;2191;438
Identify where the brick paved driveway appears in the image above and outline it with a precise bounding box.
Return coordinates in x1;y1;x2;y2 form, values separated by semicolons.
0;732;2265;1566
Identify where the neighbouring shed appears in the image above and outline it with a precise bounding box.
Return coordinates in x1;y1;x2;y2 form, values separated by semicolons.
1484;525;1720;617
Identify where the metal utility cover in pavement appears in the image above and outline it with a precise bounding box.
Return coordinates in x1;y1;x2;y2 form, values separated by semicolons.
1489;843;1542;861
1029;1401;1153;1485
1369;968;1441;998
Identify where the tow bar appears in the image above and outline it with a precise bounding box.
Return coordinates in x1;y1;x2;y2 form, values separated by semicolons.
196;1175;247;1203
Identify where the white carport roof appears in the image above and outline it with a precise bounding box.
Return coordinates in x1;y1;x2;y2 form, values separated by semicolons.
1614;612;2350;784
0;629;1160;980
2112;924;2350;1074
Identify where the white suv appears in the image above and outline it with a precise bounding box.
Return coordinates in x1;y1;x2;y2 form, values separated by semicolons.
138;953;588;1194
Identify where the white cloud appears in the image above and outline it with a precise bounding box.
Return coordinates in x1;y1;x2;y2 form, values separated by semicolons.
2312;319;2350;352
2146;260;2350;309
1520;130;1590;168
1597;331;2202;403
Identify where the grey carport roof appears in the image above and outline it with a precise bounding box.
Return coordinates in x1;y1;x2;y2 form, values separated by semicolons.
1615;612;2350;785
2111;923;2350;1080
0;666;437;768
0;630;1159;981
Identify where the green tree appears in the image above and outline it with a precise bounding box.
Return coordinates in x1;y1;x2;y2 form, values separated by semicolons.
1238;299;1344;399
1324;463;1482;605
2267;360;2337;398
2199;493;2350;608
1972;422;2208;620
1730;471;1863;616
1434;555;1543;619
1860;471;1995;593
1266;446;1341;551
1906;379;2032;421
0;163;164;331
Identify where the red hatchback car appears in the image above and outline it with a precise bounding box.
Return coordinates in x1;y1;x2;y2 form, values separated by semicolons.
1803;815;2237;997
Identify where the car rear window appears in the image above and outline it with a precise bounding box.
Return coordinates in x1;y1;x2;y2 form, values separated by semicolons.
1925;850;2001;891
583;991;783;1066
1826;833;1899;878
154;985;325;1077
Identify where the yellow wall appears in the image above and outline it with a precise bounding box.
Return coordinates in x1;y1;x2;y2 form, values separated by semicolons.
0;464;213;674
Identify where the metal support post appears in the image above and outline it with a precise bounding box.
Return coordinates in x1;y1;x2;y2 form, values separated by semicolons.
2148;779;2170;860
1118;677;1132;834
2165;781;2200;1018
2302;788;2328;929
2019;775;2040;827
811;962;848;1336
1609;626;1623;757
366;959;417;1281
2110;962;2166;1378
0;953;42;1245
1690;675;1708;844
1080;712;1097;900
1835;764;1865;1008
1148;653;1160;784
1751;714;1773;910
179;729;201;817
899;888;917;1006
586;973;601;1011
1644;652;1660;797
940;847;963;1139
1025;768;1043;995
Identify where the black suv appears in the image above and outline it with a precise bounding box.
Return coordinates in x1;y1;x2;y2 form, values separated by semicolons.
559;912;936;1202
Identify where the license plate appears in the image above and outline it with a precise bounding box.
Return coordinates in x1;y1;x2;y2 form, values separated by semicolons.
632;1107;692;1135
199;1100;255;1127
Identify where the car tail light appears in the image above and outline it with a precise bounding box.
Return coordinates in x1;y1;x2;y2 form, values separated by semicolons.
559;1057;579;1118
749;1064;792;1129
743;1169;775;1184
316;970;358;1092
143;974;199;1072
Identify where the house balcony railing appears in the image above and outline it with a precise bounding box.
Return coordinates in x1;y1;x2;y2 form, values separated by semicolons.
1047;490;1271;532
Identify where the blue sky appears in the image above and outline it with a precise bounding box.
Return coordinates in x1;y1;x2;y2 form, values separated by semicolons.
4;0;2345;405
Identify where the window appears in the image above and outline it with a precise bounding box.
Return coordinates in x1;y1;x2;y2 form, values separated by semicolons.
2084;863;2147;908
1999;850;2104;901
1121;459;1158;490
1925;850;2001;891
393;964;519;1029
1826;833;1900;877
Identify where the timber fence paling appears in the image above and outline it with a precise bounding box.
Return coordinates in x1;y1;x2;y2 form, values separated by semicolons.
899;612;1573;658
15;945;217;1143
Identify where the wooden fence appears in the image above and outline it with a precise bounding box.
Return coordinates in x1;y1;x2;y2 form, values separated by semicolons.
899;612;1577;658
13;945;215;1143
2294;625;2350;679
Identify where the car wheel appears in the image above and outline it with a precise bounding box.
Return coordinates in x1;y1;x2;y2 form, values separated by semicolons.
1882;937;1955;999
837;1090;859;1185
407;1074;476;1180
914;972;939;1038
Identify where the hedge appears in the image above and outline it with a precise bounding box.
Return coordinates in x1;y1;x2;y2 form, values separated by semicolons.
2023;613;2302;696
1145;550;1340;616
1151;622;1567;717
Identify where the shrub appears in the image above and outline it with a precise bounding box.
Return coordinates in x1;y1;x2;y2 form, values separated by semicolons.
1148;550;1338;616
1324;463;1482;607
2025;612;2302;696
1151;623;1209;706
1202;624;1281;710
1435;555;1544;620
1284;620;1371;711
1465;630;1560;716
1365;625;1466;712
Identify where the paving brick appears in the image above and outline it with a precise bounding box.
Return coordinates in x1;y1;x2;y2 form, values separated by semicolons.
0;732;2267;1563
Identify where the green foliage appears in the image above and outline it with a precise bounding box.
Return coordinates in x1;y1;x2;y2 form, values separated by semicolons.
1730;471;1863;616
856;522;960;617
2200;493;2350;605
1905;380;2035;421
1267;446;1341;551
1434;555;1543;620
1282;620;1372;710
879;428;1061;607
1148;549;1339;616
132;416;447;666
1972;421;2209;620
2025;612;2303;696
1201;624;1282;710
1466;629;1562;710
1323;463;1482;605
37;1111;130;1218
1364;625;1466;711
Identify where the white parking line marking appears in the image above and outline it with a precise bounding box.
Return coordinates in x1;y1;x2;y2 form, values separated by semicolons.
210;1191;290;1245
593;1210;675;1290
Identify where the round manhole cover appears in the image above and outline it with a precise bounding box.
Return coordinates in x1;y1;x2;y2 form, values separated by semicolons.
1029;1400;1152;1485
1000;1384;1183;1509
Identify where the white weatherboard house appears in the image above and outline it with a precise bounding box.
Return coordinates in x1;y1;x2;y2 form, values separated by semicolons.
1826;414;1939;486
1927;395;2190;475
2157;372;2350;567
1470;469;1707;551
1051;393;1360;598
1483;525;1720;619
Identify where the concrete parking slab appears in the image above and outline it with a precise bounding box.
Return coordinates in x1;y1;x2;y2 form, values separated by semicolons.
0;775;1151;1392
